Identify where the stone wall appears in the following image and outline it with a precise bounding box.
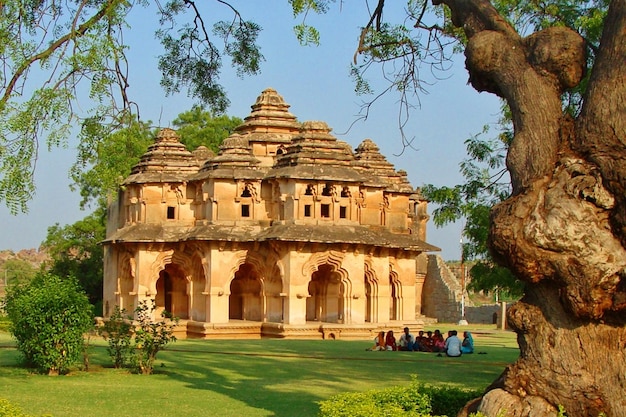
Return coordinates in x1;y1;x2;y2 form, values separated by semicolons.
465;304;500;325
422;254;465;323
421;254;509;326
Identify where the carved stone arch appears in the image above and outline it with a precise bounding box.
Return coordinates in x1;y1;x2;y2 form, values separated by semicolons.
149;249;195;295
117;249;136;312
225;250;253;291
302;250;346;278
238;180;260;202
389;264;403;320
364;258;379;322
227;249;268;322
364;258;378;286
304;250;351;323
226;249;283;293
185;244;212;293
149;248;196;320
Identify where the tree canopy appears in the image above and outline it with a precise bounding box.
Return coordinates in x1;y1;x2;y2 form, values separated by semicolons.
0;0;262;213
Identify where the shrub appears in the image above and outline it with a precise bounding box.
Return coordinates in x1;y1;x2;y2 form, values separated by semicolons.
98;306;133;368
318;378;431;417
0;398;51;417
4;273;93;375
318;377;483;417
419;384;482;417
131;300;178;374
0;398;31;417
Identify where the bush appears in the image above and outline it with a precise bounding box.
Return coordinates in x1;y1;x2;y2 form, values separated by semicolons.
318;377;482;417
98;306;133;368
419;384;482;417
130;300;178;375
318;378;431;417
0;398;32;417
4;273;93;375
0;398;53;417
98;300;178;374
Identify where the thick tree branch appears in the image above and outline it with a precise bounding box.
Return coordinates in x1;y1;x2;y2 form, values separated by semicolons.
433;0;585;192
575;0;626;242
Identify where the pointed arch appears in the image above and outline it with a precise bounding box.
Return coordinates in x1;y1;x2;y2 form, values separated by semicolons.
226;248;284;322
389;267;402;321
117;250;136;313
364;258;379;323
149;249;196;295
304;251;351;323
302;250;346;278
149;249;199;320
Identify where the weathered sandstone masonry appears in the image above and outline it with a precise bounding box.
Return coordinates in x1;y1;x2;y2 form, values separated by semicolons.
103;88;449;339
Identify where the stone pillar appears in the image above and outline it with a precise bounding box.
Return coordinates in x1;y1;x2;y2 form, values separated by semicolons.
206;291;229;323
396;256;418;321
414;253;428;317
341;250;366;324
284;294;308;325
500;301;507;330
281;247;309;325
204;246;235;323
371;255;391;323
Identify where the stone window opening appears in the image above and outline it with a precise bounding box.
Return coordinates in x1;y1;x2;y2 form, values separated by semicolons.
322;183;333;197
304;204;312;217
241;187;252;198
241;204;251;218
167;206;176;219
305;184;315;196
321;204;330;218
341;187;350;198
339;206;347;219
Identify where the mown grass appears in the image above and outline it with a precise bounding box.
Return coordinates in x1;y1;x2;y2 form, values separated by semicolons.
0;324;519;417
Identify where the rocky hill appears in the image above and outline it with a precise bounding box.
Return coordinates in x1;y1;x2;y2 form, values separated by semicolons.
0;249;50;268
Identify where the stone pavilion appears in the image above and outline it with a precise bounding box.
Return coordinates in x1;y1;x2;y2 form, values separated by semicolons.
102;88;440;338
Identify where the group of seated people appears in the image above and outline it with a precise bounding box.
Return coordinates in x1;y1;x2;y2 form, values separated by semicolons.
368;327;474;357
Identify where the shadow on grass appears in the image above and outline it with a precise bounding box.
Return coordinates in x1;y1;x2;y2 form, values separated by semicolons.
0;332;519;417
155;338;519;417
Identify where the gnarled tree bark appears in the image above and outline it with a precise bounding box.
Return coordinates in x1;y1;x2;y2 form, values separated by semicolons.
431;0;626;415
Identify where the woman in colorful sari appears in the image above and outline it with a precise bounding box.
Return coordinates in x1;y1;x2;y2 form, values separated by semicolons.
367;331;386;351
385;330;397;351
461;331;474;354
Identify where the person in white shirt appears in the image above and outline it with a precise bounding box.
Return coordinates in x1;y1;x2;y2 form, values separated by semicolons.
444;329;462;357
398;327;415;351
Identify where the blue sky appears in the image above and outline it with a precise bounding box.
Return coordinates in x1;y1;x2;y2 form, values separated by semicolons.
0;2;501;260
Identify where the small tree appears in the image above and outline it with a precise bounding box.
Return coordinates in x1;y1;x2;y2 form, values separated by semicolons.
132;300;178;375
4;273;93;375
98;306;133;369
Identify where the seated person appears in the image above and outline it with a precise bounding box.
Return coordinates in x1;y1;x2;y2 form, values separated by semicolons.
398;327;415;351
367;331;386;351
385;330;397;351
444;329;462;357
421;331;435;352
461;331;474;354
432;329;446;353
414;330;426;351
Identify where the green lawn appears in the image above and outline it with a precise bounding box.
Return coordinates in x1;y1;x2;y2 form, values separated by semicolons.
0;325;519;417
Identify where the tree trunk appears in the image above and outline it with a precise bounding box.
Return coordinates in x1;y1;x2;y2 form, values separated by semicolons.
431;0;626;415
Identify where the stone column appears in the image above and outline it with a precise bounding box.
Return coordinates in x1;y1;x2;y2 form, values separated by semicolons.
281;247;309;325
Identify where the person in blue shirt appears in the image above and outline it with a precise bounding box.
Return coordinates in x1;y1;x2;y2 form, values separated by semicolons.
461;331;474;354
